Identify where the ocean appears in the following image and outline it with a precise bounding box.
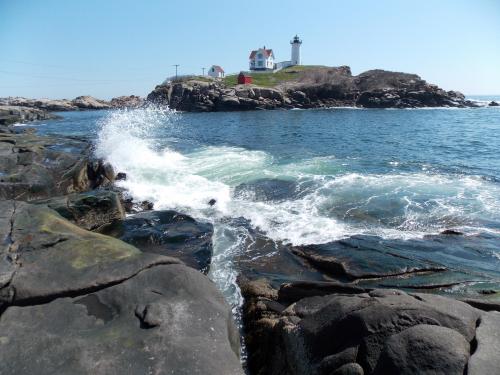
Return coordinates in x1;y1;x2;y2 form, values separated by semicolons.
25;100;500;312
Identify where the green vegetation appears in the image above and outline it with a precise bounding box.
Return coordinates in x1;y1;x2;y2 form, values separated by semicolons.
223;65;325;87
171;75;214;83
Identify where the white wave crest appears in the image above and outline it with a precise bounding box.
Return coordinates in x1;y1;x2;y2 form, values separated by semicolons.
95;107;500;309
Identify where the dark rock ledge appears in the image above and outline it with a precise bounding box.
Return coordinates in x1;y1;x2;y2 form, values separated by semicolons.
240;279;500;375
232;217;500;375
0;125;243;375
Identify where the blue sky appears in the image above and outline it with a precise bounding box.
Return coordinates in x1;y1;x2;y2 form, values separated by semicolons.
0;0;499;99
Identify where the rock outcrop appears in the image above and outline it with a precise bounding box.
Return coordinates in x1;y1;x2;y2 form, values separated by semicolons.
0;97;79;111
71;95;112;110
147;67;476;111
0;105;57;126
240;279;500;375
100;210;214;274
0;95;144;113
109;95;145;108
147;80;288;112
0;131;114;200
35;190;125;231
0;201;243;374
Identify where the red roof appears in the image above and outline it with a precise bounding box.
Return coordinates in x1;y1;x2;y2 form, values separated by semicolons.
249;48;273;59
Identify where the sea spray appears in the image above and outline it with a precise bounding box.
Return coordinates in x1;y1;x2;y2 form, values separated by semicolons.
94;106;500;323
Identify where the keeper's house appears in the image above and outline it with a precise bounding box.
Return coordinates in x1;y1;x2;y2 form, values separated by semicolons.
249;47;275;71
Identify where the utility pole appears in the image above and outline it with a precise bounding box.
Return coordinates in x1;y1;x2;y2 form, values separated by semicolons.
173;64;179;80
202;67;205;76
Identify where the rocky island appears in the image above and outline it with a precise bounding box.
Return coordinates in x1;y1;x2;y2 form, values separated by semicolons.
147;66;481;111
1;67;495;125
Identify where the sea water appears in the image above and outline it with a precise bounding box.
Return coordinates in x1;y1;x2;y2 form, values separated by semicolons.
30;101;500;311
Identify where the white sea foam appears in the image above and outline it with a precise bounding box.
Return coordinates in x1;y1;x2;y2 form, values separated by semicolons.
97;107;500;243
95;106;500;309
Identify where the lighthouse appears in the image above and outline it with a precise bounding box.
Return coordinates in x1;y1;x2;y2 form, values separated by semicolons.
290;35;302;66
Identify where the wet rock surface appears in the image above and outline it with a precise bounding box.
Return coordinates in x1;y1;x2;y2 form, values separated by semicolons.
236;228;500;296
0;130;114;200
147;67;476;111
100;210;214;273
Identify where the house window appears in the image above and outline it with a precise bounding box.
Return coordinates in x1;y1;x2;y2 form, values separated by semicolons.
257;53;263;59
258;60;263;67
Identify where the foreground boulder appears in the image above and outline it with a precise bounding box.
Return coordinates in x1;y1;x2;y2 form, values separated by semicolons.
0;201;243;374
0;200;173;306
0;263;242;375
240;279;500;375
100;210;214;273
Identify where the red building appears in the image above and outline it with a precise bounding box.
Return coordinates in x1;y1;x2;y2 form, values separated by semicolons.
237;72;253;84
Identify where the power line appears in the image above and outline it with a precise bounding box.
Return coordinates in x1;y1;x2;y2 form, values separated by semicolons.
0;69;160;83
0;60;67;69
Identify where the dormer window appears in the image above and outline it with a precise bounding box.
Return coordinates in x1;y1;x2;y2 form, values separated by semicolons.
257;53;263;59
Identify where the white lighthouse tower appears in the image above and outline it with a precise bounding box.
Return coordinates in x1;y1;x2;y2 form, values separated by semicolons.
290;35;302;66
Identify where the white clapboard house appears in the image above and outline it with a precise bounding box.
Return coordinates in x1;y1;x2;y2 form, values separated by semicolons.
249;47;275;71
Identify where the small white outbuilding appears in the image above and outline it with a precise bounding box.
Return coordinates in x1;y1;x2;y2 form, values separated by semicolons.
208;65;225;78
